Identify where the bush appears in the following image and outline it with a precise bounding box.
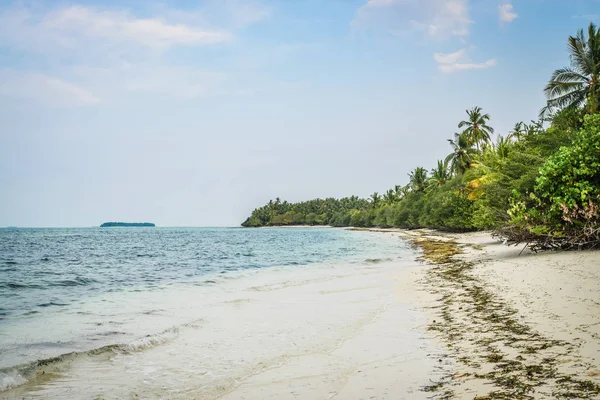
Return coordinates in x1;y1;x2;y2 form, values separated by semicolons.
420;179;475;231
502;115;600;249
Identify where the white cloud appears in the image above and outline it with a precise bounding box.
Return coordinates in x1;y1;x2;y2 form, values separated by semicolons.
352;0;472;39
434;49;497;73
0;63;236;107
216;0;271;28
0;2;263;107
44;6;233;48
438;59;497;73
0;69;99;107
433;48;467;64
572;14;599;21
71;64;229;100
149;0;271;31
498;3;518;23
0;4;233;53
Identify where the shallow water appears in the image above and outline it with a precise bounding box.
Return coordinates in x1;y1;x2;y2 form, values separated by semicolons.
0;227;444;399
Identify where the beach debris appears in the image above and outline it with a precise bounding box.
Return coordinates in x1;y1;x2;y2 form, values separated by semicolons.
410;234;600;399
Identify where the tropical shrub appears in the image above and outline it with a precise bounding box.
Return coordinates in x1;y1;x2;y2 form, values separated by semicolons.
502;115;600;249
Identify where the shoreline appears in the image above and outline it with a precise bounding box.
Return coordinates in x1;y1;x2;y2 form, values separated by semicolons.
380;228;600;399
0;230;444;399
257;225;334;228
3;227;598;399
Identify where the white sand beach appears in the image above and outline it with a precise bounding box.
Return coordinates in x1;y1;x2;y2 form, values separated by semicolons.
396;229;600;399
1;231;445;400
3;229;599;400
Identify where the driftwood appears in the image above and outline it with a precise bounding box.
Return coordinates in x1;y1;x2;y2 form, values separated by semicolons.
494;224;600;252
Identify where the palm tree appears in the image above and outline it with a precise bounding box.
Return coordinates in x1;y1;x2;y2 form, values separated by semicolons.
493;135;512;159
408;167;428;192
543;23;600;116
458;106;494;151
445;132;476;175
394;185;402;197
370;192;381;208
394;184;409;199
507;122;524;141
522;120;544;137
383;189;397;205
426;160;451;192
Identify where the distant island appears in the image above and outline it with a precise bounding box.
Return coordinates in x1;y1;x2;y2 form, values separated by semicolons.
100;222;156;227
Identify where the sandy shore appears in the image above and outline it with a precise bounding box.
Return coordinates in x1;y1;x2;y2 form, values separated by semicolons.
393;229;600;399
3;228;599;399
1;231;445;400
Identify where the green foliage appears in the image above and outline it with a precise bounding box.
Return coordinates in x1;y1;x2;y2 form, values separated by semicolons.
427;160;451;192
549;107;586;132
542;22;600;116
408;167;428;192
458;106;495;151
446;131;476;175
509;115;600;238
243;109;587;235
420;179;475;231
243;24;600;247
242;197;371;227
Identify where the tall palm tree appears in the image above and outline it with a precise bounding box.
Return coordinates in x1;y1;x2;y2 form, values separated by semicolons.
523;120;544;137
426;160;451;192
445;132;476;175
394;184;409;199
543;23;600;116
507;122;524;141
493;135;512;159
383;189;397;205
408;167;428;192
370;192;381;208
458;106;494;151
394;185;402;198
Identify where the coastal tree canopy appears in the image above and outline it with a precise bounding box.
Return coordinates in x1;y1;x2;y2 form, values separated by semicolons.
242;23;600;249
542;23;600;117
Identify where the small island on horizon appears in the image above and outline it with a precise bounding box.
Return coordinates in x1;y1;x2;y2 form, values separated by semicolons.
100;222;156;227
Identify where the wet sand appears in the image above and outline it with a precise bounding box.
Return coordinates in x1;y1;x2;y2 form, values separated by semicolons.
1;233;445;399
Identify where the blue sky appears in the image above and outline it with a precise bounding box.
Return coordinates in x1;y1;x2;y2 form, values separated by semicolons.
0;0;598;227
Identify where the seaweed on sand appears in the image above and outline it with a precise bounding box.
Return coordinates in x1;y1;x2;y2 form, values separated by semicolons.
409;236;600;399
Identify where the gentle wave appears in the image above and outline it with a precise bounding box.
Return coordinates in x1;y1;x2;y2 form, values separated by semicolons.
37;301;69;308
0;369;27;392
0;277;97;291
55;277;97;287
0;326;183;392
0;282;44;290
123;327;179;351
0;227;409;392
0;267;17;273
365;258;393;264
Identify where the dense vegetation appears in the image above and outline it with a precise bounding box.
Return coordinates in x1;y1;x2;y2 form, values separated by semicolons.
242;24;600;250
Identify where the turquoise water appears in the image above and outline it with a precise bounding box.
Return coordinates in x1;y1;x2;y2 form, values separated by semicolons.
0;227;416;392
1;228;403;319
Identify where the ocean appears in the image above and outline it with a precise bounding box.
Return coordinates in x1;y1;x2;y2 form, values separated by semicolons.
0;227;444;399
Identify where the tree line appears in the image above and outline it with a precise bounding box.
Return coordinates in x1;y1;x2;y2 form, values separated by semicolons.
242;24;600;250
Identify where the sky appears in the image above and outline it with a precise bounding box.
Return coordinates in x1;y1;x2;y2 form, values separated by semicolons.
0;0;598;227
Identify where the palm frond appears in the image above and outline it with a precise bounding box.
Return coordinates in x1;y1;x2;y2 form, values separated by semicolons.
548;67;588;84
569;30;594;75
544;23;600;115
544;67;587;98
546;87;588;110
